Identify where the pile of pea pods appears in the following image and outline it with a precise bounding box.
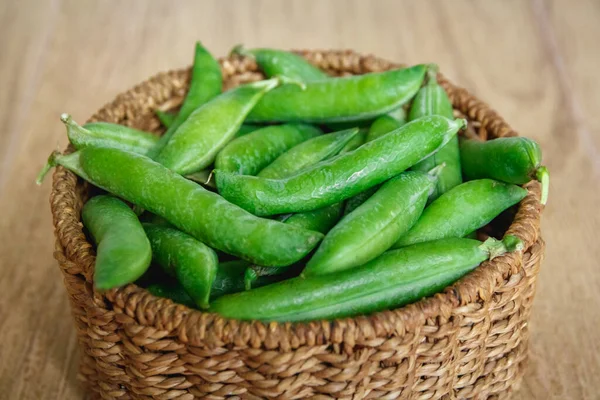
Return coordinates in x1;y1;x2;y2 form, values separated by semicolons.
38;43;549;322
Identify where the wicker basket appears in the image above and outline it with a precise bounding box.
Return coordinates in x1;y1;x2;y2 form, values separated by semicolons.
50;50;544;400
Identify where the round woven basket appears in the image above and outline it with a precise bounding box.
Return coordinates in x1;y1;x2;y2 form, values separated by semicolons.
50;50;544;400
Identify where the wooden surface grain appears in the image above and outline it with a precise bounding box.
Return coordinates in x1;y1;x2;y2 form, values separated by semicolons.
0;1;597;399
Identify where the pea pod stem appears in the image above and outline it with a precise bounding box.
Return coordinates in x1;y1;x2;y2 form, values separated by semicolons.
36;151;89;185
536;166;549;205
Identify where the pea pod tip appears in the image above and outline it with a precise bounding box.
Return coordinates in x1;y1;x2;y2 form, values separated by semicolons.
36;150;61;185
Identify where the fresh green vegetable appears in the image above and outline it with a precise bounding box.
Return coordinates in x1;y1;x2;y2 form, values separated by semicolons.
211;238;507;322
149;42;222;157
365;114;404;142
303;171;434;276
215;124;322;175
215;116;466;216
393;179;527;248
65;114;158;153
81;195;151;290
342;186;378;215
281;202;344;234
409;70;462;201
232;46;329;82
339;129;367;153
147;281;195;308
460;136;549;204
257;128;359;179
246;65;428;123
41;147;323;266
155;78;283;175
155;110;176;128
143;223;218;309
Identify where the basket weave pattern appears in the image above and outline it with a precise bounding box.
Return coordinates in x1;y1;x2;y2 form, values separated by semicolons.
50;50;544;400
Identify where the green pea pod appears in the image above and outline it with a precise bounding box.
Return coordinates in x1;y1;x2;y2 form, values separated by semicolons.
155;110;176;128
211;237;507;322
64;114;158;153
393;179;528;248
147;281;196;308
242;262;305;290
142;223;218;309
215;124;322;175
324;119;375;132
235;124;263;137
387;106;407;123
246;65;428;123
303;171;434;277
185;169;217;189
408;71;462;201
149;42;223;157
215;116;466;216
258;128;359;179
339;129;367;153
339;112;404;211
282;202;344;234
233;46;329;82
147;259;262;304
81;195;152;290
464;231;478;239
460;137;549;205
342;186;378;215
211;260;250;299
42;147;323;266
155;78;284;175
365;114;405;142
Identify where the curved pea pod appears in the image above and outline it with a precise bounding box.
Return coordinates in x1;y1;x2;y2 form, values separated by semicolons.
155;110;176;128
155;78;282;175
342;186;378;215
232;46;329;82
142;223;218;309
365;114;405;142
44;147;323;266
258;128;359;179
211;260;250;299
146;281;196;308
147;260;259;304
281;202;344;234
246;65;428;123
211;237;507;322
460;137;549;204
393;179;528;248
303;172;434;276
339;129;367;153
149;42;223;157
408;71;462;201
215;124;322;175
215;116;466;216
81;195;152;290
63;114;158;153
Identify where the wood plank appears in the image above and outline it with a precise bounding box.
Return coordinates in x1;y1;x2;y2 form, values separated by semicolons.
0;0;597;399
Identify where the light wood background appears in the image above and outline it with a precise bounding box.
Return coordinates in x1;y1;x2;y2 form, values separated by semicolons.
0;0;598;399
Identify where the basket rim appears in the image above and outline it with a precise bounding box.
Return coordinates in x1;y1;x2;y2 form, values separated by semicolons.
49;49;543;349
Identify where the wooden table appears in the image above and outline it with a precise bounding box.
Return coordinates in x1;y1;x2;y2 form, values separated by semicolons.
0;1;597;399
